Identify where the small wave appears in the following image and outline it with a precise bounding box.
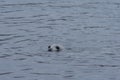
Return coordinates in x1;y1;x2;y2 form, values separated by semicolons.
13;76;25;78
0;54;12;58
0;35;24;41
0;72;13;75
0;2;43;7
0;33;14;36
31;72;59;75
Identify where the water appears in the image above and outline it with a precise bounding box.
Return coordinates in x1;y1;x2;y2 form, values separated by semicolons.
0;0;120;80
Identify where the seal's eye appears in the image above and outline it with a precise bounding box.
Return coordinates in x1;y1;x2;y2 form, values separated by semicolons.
56;46;60;50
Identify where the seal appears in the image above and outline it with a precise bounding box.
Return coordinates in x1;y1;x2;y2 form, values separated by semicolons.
48;44;64;52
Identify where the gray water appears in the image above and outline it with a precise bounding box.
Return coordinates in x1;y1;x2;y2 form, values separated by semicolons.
0;0;120;80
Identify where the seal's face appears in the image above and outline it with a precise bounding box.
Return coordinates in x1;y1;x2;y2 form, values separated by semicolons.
48;46;52;51
48;44;63;52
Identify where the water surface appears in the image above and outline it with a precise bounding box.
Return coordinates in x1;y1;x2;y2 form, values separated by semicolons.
0;0;120;80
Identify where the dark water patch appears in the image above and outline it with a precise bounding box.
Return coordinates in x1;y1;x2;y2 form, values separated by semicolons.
48;3;96;9
13;76;25;78
47;19;58;22
37;26;53;29
0;42;8;46
80;3;97;9
1;10;23;13
29;19;45;23
62;32;70;36
21;68;33;71
88;15;120;19
32;14;48;18
80;2;120;9
63;70;74;79
57;18;68;21
60;15;76;21
0;21;11;24
0;54;12;58
84;26;105;29
48;4;74;8
18;29;35;33
70;28;81;31
87;2;120;7
0;72;13;75
4;16;24;20
14;52;23;55
14;58;26;61
113;2;120;6
47;23;58;26
104;52;115;56
63;75;74;79
0;2;43;7
31;72;59;75
0;33;14;36
73;64;120;68
18;21;38;24
47;18;67;22
14;52;35;57
52;57;74;63
80;12;89;15
33;53;51;57
21;54;34;57
114;3;120;8
0;35;24;41
14;39;31;44
97;64;119;67
13;35;25;38
111;32;120;35
11;46;23;49
36;61;50;64
38;35;48;38
0;0;5;2
14;52;36;58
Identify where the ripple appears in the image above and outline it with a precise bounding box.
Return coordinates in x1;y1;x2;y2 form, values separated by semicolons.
14;39;31;43
104;52;115;56
13;76;25;78
0;54;12;58
32;14;48;18
0;33;14;36
1;10;23;13
0;42;8;46
21;68;33;71
36;61;50;64
73;64;120;68
0;35;24;41
14;58;26;61
63;70;74;79
31;72;59;75
37;26;53;29
18;29;35;33
4;16;24;20
0;72;13;75
14;52;34;57
84;26;105;29
0;2;43;7
11;46;23;49
70;28;81;31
